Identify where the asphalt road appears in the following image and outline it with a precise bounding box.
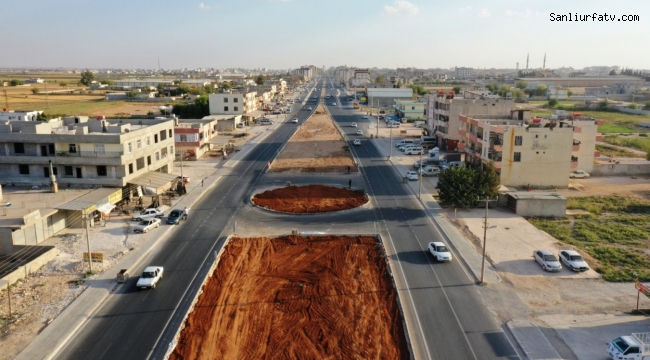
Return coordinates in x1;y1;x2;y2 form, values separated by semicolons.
325;79;519;360
55;82;324;360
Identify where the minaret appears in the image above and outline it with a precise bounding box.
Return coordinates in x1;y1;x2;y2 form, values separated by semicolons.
543;52;546;71
526;53;529;70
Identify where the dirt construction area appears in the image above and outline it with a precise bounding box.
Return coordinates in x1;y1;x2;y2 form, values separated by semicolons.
170;235;409;360
251;185;368;213
270;105;357;173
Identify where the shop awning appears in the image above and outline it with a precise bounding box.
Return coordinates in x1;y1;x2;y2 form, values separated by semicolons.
96;203;116;214
57;188;122;212
128;171;178;193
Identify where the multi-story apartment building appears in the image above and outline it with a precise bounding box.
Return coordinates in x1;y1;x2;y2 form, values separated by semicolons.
208;91;258;115
394;99;425;120
425;90;515;151
458;115;600;188
174;118;219;160
0;117;175;187
455;67;473;79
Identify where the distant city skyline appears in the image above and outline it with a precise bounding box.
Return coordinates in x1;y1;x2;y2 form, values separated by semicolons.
2;0;648;70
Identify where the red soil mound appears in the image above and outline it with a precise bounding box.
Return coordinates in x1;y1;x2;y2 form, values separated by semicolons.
170;235;409;360
251;184;367;213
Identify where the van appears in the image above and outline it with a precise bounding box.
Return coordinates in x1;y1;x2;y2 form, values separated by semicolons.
413;121;425;128
395;139;415;147
259;118;273;125
421;136;437;143
388;121;401;128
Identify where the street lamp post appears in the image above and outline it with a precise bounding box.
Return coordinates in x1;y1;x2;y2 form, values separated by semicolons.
418;149;423;199
479;196;498;284
84;209;92;272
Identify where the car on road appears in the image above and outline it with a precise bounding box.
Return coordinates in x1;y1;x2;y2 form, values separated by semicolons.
356;129;363;135
404;146;423;155
353;139;361;146
559;250;590;272
419;165;440;177
132;208;164;221
167;208;188;225
534;250;562;272
133;218;161;233
570;170;590;179
405;171;419;180
291;118;299;123
350;122;357;127
428;242;452;262
136;266;163;289
306;107;312;110
362;115;368;119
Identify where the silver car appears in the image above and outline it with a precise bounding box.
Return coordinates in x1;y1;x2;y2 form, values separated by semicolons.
534;250;562;272
559;250;590;272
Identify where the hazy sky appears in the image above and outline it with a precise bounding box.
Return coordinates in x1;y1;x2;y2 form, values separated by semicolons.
2;0;648;70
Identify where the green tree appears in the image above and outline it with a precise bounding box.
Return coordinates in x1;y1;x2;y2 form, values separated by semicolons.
255;75;265;85
535;84;548;96
31;88;40;94
609;70;617;75
126;91;138;99
567;89;573;99
59;81;68;87
498;85;511;97
100;79;115;86
452;85;462;94
547;98;559;107
408;84;428;96
644;101;650;110
436;166;480;208
511;89;524;99
628;103;638;110
515;80;528;89
10;79;23;86
376;75;386;83
157;82;165;93
176;83;191;95
476;161;500;199
597;99;609;110
80;71;94;86
221;82;233;89
486;83;498;93
172;95;210;118
204;84;216;94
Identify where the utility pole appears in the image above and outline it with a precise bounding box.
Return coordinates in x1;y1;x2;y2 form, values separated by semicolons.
479;197;498;284
3;90;9;110
418;149;423;199
389;126;393;160
84;210;92;272
44;79;50;111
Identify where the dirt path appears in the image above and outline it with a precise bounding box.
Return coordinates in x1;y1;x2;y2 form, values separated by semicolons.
271;105;357;173
170;235;409;360
251;185;368;213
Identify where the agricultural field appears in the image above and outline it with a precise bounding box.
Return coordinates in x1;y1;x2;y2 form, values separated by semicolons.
602;134;650;152
596;143;646;158
528;195;650;282
531;107;650;134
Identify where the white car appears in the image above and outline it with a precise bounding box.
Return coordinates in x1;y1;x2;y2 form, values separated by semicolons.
534;250;562;272
362;115;369;119
404;147;423;155
559;250;590;272
405;171;419;180
428;147;440;155
419;165;440;177
350;122;357;127
428;242;452;262
356;130;363;135
291;118;299;123
306;107;312;110
136;266;163;289
570;170;590;179
132;208;164;221
332;103;336;106
133;218;161;233
353;139;361;146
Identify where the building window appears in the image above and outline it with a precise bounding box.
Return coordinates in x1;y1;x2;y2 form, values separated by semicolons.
147;155;151;165
146;136;151;146
128;163;134;174
514;152;521;162
412;106;415;110
154;134;159;143
14;143;25;154
69;144;77;153
180;134;187;142
19;164;29;174
514;136;523;146
97;166;107;176
160;130;167;141
127;142;132;153
234;97;238;103
95;144;105;155
136;157;145;170
224;106;229;112
224;97;229;103
169;129;172;138
155;152;160;161
137;139;142;149
169;146;174;155
64;166;73;176
234;106;239;112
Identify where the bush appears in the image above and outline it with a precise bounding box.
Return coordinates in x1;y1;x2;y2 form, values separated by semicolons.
547;98;559;108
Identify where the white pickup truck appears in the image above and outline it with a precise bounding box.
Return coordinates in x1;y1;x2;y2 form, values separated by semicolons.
133;218;161;233
132;208;164;221
608;332;650;359
136;266;164;289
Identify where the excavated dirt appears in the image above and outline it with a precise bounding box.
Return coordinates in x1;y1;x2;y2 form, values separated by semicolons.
251;185;368;213
270;104;357;173
170;235;409;360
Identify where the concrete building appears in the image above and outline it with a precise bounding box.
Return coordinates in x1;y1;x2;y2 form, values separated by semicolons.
24;78;45;84
394;99;425;120
208;91;258;116
458;114;598;188
366;88;413;108
114;79;174;88
455;67;473;79
0;110;43;122
516;76;644;93
174;118;219;160
354;69;371;82
0;117;176;188
502;192;567;217
335;66;355;85
425;91;516;151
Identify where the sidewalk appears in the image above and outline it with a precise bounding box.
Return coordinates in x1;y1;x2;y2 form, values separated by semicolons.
15;123;276;360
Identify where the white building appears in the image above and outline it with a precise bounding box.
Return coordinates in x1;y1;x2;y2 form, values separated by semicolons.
0;110;43;121
455;67;473;79
208;91;258;115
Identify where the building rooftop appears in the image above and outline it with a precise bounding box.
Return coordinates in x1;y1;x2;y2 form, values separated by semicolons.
516;76;644;81
506;192;567;201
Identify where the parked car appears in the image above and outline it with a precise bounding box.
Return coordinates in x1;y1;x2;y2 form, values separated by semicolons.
395;139;415;148
428;147;440;155
356;129;363;135
167;208;188;225
428;242;452;262
441;161;465;170
419;165;440;177
404;146;423;155
350;122;357;127
405;171;419;180
136;266;163;289
559;250;590;272
388;121;401;128
134;218;161;233
132;208;164;221
291;118;299;123
353;139;361;146
534;250;562;272
362;115;369;119
570;170;590;179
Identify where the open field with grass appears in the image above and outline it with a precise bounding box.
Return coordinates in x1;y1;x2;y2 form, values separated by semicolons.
531;108;650;133
596;144;646;158
603;135;650;152
528;195;650;282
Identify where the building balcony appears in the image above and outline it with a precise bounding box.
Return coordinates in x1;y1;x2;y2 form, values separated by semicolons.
487;152;502;162
459;115;468;123
457;143;465;151
57;151;124;158
572;143;581;151
596;135;603;142
458;129;467;137
571;156;579;169
469;133;478;142
175;140;205;148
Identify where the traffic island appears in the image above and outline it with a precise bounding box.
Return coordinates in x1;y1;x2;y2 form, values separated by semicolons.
169;235;410;360
251;184;368;213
